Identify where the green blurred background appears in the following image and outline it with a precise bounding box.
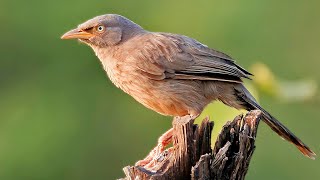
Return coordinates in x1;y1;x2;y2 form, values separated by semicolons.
1;0;319;179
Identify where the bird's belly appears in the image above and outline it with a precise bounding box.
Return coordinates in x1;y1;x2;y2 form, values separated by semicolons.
134;89;189;116
121;78;210;117
130;88;189;116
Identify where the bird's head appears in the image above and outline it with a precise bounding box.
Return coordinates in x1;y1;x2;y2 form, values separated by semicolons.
61;14;145;47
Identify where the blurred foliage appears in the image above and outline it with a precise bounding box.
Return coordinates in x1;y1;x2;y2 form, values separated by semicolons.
251;63;318;102
1;0;320;180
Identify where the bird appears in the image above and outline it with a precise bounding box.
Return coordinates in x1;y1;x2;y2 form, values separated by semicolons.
61;14;316;163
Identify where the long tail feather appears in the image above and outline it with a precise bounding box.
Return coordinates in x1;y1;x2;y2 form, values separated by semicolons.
235;85;316;159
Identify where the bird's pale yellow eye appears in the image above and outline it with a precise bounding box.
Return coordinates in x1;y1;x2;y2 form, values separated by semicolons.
96;25;105;32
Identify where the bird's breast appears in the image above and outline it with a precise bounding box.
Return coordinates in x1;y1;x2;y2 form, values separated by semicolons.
93;47;122;88
100;57;123;89
96;51;142;94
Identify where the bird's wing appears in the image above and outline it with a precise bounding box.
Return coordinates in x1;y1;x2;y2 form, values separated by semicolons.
130;33;252;83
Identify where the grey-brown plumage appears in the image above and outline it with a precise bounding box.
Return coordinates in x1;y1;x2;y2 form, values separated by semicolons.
61;14;316;159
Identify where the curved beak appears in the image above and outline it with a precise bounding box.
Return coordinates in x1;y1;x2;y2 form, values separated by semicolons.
61;28;94;40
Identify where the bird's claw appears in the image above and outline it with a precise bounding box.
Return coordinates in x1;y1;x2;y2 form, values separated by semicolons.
135;128;173;168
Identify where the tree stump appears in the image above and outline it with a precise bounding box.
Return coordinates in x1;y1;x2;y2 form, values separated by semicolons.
120;110;262;180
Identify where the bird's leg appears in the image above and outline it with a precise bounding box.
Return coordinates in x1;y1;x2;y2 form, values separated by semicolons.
135;115;199;167
135;128;174;167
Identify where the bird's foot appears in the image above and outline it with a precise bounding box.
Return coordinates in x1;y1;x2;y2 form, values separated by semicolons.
135;128;173;168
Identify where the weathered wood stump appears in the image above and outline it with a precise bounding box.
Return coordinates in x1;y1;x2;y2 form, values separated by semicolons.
120;110;262;180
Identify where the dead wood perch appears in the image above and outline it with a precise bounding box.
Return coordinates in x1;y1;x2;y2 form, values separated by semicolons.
120;110;262;180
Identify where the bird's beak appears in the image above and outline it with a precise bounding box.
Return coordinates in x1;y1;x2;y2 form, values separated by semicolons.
61;28;94;40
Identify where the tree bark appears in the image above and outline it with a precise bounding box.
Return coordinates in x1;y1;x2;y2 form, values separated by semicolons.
120;110;262;180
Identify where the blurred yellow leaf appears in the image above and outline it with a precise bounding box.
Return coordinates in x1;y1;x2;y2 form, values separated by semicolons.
251;62;318;102
251;62;279;96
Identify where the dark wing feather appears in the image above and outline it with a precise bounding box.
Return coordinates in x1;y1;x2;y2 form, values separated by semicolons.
130;32;252;83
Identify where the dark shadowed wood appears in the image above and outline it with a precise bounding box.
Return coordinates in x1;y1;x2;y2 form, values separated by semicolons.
120;110;262;180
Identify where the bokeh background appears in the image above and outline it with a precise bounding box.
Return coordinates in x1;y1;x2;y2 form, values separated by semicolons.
1;0;319;179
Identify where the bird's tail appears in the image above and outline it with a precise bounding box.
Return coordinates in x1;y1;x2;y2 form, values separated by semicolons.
234;85;316;159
